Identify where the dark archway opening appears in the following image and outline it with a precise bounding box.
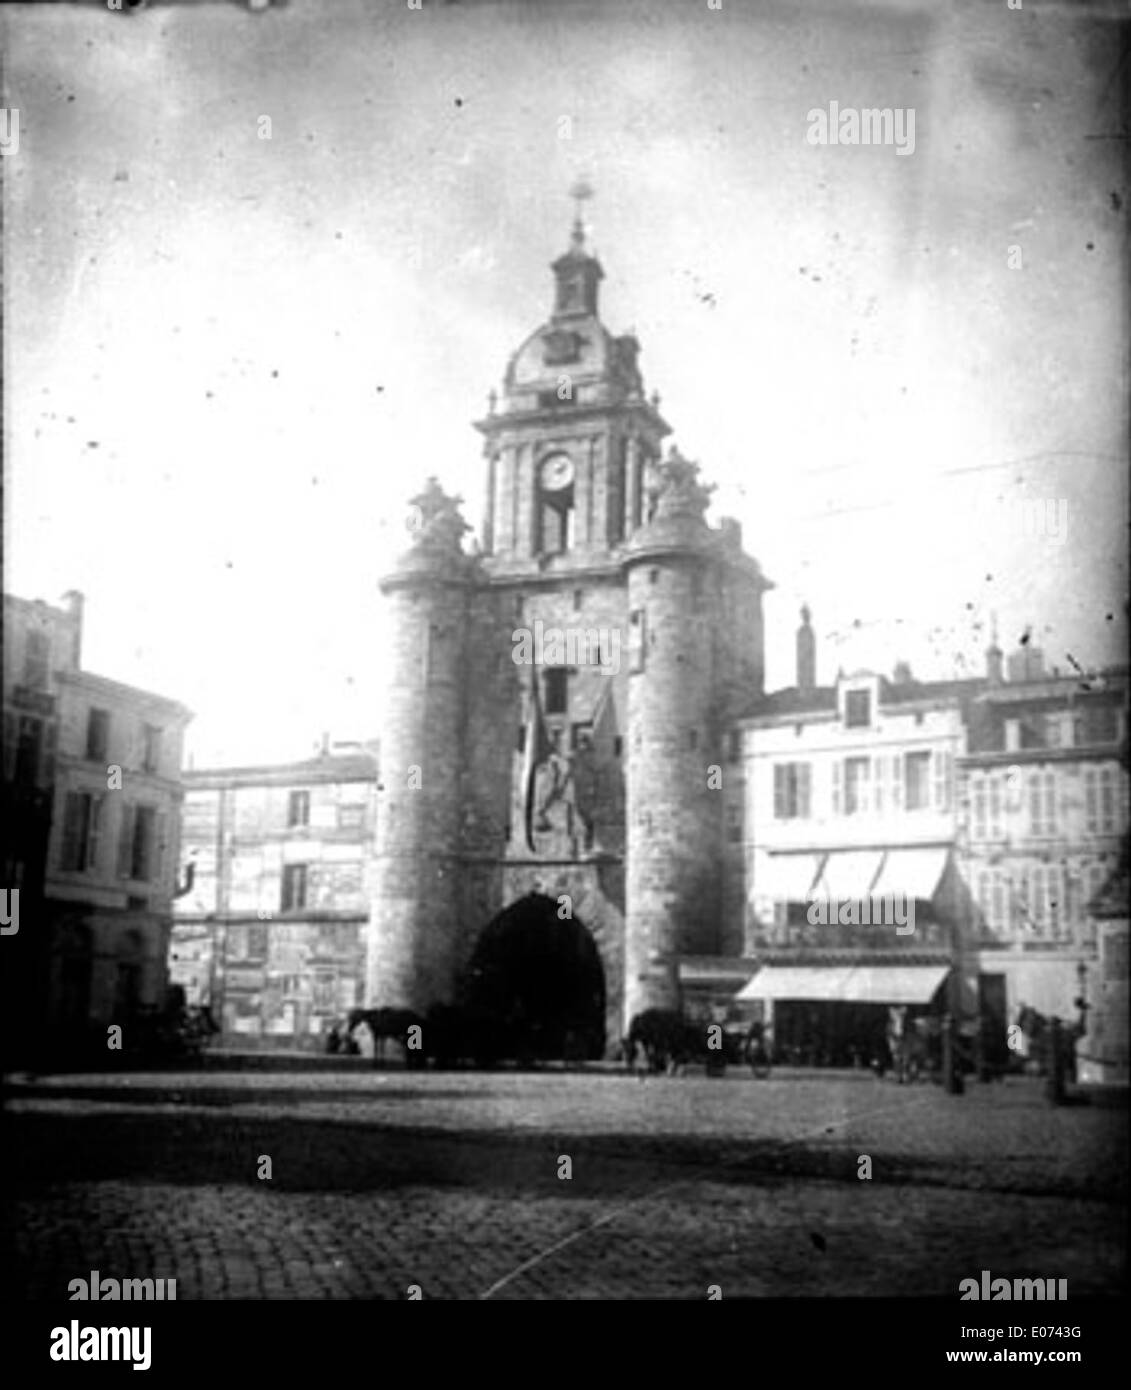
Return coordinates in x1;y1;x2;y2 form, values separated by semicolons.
464;893;605;1061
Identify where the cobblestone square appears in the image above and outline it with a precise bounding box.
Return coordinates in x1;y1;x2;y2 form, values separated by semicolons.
3;1066;1125;1301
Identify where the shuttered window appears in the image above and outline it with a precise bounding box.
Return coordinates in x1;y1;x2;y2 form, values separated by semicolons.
60;792;102;872
117;803;136;878
772;763;811;819
61;792;87;871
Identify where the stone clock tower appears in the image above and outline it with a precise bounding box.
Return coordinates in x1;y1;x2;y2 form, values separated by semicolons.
368;195;772;1054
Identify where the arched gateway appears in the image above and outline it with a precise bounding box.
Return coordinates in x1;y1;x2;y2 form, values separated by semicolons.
464;894;606;1061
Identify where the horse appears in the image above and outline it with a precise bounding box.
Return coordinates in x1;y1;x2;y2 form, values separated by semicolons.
623;1008;694;1074
347;1007;426;1068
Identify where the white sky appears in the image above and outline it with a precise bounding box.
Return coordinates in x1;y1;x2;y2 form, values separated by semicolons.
3;0;1128;766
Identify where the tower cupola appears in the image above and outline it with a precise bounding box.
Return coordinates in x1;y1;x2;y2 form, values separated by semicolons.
550;180;604;319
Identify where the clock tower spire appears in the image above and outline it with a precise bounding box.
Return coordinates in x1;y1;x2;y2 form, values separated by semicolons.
551;180;603;319
474;193;670;566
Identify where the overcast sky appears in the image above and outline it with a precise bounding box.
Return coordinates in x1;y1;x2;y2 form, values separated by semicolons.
3;0;1127;765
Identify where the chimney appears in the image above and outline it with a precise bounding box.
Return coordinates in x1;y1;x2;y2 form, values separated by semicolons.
797;605;816;693
319;731;331;757
893;660;913;685
985;642;1003;685
61;588;84;669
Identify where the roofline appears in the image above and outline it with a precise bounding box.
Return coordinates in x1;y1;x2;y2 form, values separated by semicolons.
184;754;378;789
56;668;192;720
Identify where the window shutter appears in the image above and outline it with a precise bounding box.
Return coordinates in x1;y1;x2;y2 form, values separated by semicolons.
890;755;902;810
831;760;841;816
872;758;884;814
1100;769;1115;831
935;750;952;812
87;796;104;871
799;763;812;819
117;803;135;878
773;765;786;819
41;720;57;786
155;811;167;886
61;792;83;871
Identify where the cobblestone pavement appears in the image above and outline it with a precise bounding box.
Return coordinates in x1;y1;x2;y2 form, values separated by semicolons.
2;1068;1125;1300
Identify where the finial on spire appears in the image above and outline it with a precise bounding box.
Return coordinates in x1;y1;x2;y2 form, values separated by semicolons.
569;178;594;250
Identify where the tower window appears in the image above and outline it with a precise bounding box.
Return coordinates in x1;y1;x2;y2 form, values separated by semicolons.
573;589;582;611
544;668;568;715
86;708;110;762
688;728;699;751
650;568;659;585
288;790;310;828
537;486;575;555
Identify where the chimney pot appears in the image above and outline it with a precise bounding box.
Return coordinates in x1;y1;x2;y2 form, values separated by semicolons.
797;605;816;694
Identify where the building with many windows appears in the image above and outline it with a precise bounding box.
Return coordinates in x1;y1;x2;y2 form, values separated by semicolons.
728;615;1128;1069
168;742;378;1047
730;610;978;1065
959;644;1128;1054
2;590;191;1056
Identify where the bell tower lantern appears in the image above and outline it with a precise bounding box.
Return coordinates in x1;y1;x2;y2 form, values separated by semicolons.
551;180;604;318
475;185;670;568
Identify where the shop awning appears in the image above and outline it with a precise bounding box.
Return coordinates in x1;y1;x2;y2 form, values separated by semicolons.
869;848;949;901
736;965;859;1002
812;850;884;900
737;963;949;1005
837;964;949;1005
749;852;820;906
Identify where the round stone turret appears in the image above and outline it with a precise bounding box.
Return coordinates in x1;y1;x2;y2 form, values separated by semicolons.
368;479;476;1013
620;448;725;1027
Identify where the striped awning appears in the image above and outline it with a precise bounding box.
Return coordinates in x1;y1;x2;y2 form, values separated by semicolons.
750;852;821;906
869;848;949;901
736;965;858;1002
737;963;949;1005
812;850;884;900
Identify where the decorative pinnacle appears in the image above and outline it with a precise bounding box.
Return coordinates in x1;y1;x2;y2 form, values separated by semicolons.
648;445;715;521
569;178;594;250
404;476;470;552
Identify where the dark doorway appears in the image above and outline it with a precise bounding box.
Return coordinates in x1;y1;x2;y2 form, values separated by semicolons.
465;894;605;1061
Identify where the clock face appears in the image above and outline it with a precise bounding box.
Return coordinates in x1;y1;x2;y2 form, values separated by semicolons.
540;454;575;491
